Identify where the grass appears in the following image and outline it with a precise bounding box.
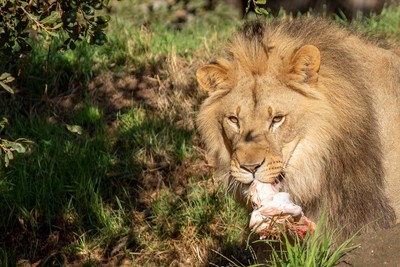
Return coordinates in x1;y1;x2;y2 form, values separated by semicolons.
0;0;399;266
262;216;357;267
350;5;400;43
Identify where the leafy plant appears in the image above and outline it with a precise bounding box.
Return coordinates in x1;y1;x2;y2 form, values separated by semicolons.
245;0;270;16
0;72;14;94
0;0;111;56
0;118;33;167
0;0;112;166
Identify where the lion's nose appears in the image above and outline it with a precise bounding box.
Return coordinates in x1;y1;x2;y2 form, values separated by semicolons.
240;162;262;174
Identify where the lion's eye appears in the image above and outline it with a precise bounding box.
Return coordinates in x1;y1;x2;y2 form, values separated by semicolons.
272;115;284;123
228;116;239;124
271;115;285;132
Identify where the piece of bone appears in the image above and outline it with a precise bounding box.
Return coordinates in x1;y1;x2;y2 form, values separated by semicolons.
248;179;316;239
249;180;302;217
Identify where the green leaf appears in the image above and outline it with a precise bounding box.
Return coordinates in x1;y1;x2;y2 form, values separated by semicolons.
0;72;12;80
0;117;8;131
96;15;111;24
66;124;83;135
245;0;252;13
12;143;26;154
254;6;269;16
255;0;267;4
96;22;109;30
4;76;15;83
40;11;59;25
4;152;9;168
53;22;63;30
82;5;95;16
45;31;58;37
0;81;14;94
93;2;103;10
7;150;13;160
1;140;13;148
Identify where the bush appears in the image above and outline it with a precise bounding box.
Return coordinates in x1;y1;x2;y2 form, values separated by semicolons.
0;0;112;166
0;0;111;57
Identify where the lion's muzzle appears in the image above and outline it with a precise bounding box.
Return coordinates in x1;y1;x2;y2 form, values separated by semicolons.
240;159;265;174
230;146;283;184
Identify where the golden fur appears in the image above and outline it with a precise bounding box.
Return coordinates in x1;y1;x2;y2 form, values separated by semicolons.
196;19;400;239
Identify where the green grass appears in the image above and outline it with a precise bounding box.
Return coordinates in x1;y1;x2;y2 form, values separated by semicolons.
261;217;357;267
0;1;399;266
349;4;400;43
0;114;113;227
117;107;194;165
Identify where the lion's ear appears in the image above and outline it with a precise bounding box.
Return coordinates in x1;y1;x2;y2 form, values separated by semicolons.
196;63;230;92
290;45;320;86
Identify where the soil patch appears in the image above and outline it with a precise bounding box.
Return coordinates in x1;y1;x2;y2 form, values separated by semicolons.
337;223;400;267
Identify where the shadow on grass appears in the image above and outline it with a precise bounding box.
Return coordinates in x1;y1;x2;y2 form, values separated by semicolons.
0;103;197;264
207;243;256;267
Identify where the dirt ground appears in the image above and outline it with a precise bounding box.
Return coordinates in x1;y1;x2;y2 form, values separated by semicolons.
336;223;400;267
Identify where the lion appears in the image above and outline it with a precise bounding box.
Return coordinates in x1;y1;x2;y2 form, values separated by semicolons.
196;18;400;240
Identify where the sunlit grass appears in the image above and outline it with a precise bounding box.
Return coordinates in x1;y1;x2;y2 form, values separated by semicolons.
261;216;357;267
350;4;400;42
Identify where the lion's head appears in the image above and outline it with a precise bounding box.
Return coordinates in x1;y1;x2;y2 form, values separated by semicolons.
196;22;329;202
196;19;397;237
198;44;322;184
